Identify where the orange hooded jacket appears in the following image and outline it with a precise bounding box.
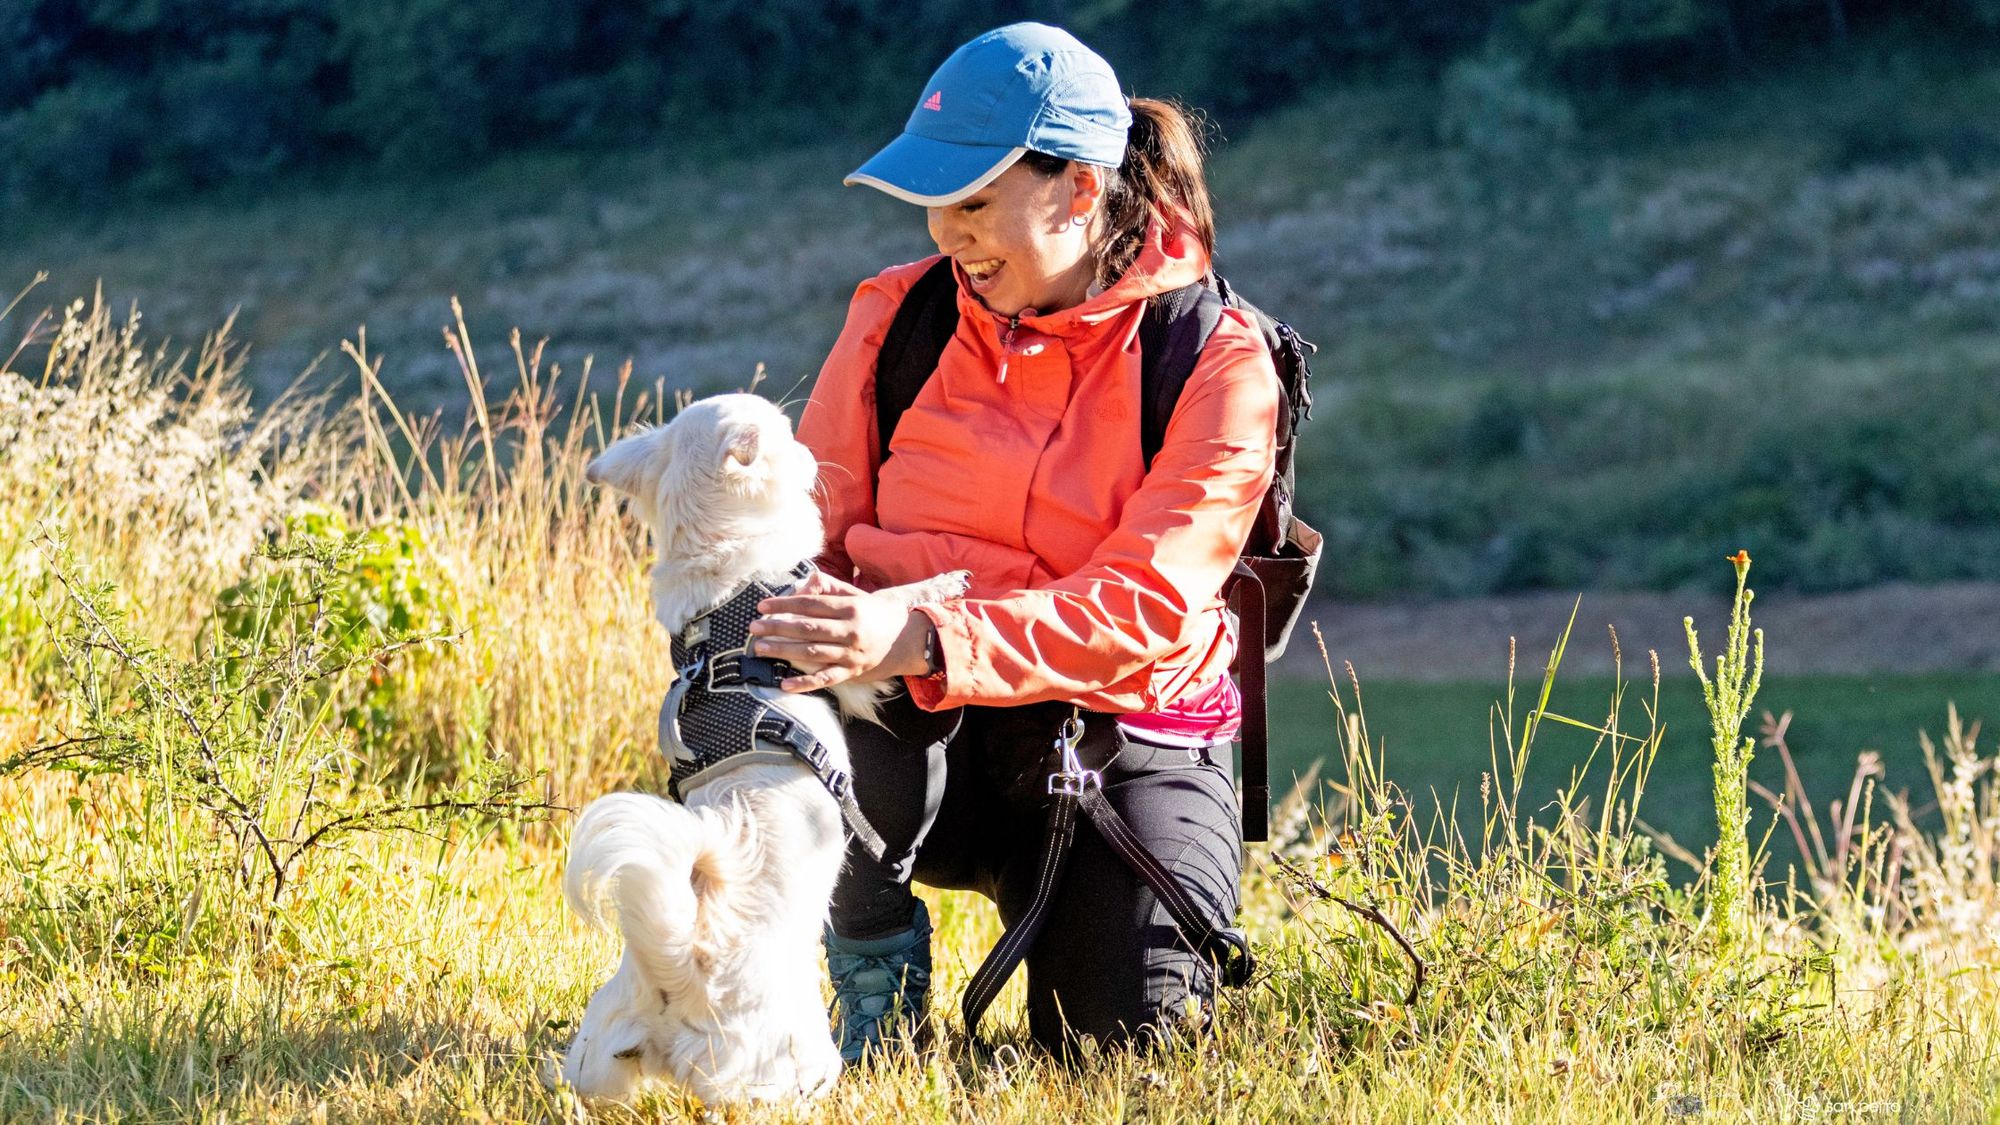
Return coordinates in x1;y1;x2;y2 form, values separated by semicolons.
798;218;1279;714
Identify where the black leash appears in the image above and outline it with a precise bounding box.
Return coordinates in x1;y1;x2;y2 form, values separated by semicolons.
960;713;1256;1047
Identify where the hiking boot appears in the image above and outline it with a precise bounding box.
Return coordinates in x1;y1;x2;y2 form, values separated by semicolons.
824;900;933;1064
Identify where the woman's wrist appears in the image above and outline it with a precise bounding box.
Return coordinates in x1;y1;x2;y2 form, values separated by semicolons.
891;610;941;679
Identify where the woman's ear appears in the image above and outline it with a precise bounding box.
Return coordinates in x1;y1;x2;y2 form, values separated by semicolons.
586;429;667;498
1068;163;1105;219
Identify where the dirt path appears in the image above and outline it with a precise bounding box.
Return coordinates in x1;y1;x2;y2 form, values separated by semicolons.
1286;582;2000;683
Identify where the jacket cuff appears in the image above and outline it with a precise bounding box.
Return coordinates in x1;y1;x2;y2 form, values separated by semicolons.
904;602;972;711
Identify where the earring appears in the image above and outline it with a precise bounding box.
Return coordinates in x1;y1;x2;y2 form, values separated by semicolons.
1070;213;1089;229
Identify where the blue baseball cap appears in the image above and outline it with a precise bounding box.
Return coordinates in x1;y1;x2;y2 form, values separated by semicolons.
845;23;1132;206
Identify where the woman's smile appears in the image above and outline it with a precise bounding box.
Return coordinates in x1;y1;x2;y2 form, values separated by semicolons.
961;257;1004;295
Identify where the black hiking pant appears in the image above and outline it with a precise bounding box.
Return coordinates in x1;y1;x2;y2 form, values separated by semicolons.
829;693;1243;1052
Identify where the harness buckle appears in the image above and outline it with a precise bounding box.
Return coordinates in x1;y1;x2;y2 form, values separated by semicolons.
768;719;819;759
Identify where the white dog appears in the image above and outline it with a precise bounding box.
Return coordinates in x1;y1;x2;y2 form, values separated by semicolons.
562;393;962;1103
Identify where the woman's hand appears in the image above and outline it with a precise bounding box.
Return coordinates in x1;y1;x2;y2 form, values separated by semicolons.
750;569;934;692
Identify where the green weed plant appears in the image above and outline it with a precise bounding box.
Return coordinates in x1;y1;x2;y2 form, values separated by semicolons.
5;530;548;910
1686;549;1767;954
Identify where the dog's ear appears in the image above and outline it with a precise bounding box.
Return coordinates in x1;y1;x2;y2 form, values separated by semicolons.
722;426;760;469
587;429;666;498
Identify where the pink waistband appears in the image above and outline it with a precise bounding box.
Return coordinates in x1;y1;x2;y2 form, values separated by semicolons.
1117;673;1241;744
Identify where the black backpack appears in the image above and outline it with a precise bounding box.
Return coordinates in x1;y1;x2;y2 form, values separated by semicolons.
872;257;1321;841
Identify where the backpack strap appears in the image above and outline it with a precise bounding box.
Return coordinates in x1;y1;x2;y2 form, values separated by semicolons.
1138;281;1226;470
1228;560;1270;842
874;256;960;465
1137;280;1273;840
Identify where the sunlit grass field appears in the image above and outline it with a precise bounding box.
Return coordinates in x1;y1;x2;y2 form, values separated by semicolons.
3;295;1998;1122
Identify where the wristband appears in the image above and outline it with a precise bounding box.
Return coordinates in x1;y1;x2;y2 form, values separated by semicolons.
920;621;944;679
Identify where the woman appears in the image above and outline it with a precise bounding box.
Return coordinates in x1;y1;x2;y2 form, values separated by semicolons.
747;22;1279;1058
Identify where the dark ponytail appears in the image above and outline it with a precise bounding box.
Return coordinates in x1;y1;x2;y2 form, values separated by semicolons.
1021;97;1216;292
1095;98;1215;291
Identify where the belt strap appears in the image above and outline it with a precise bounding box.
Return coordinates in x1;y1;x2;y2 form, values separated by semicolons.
1076;784;1254;986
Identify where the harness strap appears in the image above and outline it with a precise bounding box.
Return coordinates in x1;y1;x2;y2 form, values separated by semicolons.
658;560;893;863
750;711;890;861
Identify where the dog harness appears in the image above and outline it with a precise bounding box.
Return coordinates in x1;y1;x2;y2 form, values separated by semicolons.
658;560;889;860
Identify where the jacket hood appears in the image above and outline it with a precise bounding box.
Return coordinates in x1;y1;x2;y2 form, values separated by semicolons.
950;213;1210;336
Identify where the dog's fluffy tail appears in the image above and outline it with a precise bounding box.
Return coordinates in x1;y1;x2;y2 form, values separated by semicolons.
564;793;754;998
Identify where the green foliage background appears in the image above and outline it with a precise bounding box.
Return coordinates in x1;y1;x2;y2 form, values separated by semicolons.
4;0;1994;202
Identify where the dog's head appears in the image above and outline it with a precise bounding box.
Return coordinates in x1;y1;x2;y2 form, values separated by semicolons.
587;393;823;565
558;919;843;1105
559;954;665;1101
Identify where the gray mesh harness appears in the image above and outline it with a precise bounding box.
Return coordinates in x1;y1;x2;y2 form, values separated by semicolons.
659;560;888;859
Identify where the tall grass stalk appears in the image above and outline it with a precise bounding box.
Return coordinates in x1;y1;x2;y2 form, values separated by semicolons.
1685;549;1767;953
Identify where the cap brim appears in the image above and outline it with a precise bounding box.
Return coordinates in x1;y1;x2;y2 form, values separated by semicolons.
844;133;1026;206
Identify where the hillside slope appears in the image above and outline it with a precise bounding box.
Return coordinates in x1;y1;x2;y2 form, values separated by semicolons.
8;53;2000;597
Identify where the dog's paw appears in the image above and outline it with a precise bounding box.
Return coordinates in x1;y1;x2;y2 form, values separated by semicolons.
729;1028;843;1103
901;569;970;606
935;569;972;600
795;1034;844;1100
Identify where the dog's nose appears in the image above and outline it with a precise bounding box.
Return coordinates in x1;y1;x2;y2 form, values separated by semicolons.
584;459;604;484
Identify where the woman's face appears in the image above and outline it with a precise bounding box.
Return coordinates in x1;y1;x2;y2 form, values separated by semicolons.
926;160;1102;319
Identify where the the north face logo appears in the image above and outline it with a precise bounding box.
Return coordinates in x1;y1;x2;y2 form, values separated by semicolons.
921;90;942;111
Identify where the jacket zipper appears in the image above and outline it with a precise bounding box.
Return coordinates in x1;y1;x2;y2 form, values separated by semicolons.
997;314;1023;384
